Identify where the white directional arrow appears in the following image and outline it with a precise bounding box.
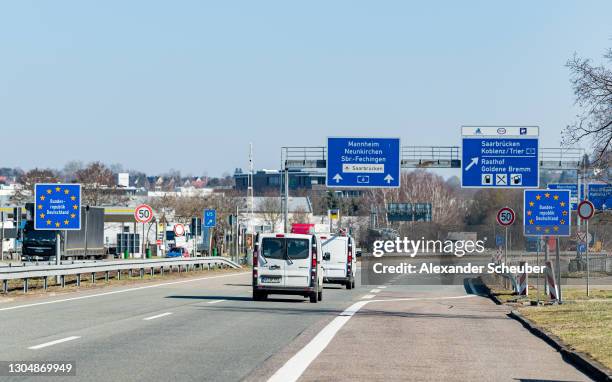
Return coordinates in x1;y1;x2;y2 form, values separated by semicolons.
384;174;394;184
464;157;479;171
332;173;343;183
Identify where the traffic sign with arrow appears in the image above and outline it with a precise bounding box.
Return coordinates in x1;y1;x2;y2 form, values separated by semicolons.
326;137;400;188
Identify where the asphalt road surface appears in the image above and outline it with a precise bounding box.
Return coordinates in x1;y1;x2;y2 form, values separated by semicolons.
0;268;592;382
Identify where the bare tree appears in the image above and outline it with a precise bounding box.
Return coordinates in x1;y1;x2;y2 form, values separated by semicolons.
564;49;612;169
11;169;58;204
290;206;309;225
260;197;283;229
75;162;126;206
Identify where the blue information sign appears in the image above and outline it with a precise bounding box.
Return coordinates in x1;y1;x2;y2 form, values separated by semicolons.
34;183;81;230
524;189;571;236
327;137;400;188
588;184;612;210
547;183;584;211
204;209;216;228
461;126;539;188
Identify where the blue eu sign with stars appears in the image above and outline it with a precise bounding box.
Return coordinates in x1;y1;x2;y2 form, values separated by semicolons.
34;184;82;230
523;189;571;237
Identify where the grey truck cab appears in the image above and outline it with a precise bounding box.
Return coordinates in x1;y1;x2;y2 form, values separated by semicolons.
252;233;323;303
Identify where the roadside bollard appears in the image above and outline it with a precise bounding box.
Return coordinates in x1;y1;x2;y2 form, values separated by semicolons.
3;279;9;294
43;276;48;290
23;278;28;293
105;271;109;282
76;274;81;287
91;272;95;284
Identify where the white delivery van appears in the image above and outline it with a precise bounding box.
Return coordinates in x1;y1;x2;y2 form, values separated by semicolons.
253;233;323;303
318;234;356;289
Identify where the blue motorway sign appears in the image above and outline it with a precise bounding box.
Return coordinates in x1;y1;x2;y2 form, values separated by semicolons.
461;126;539;188
34;183;81;230
327;137;400;188
588;184;612;210
524;189;571;236
547;183;584;210
204;209;216;228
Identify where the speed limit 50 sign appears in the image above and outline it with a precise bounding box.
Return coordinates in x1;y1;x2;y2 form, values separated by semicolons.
496;207;515;226
134;204;154;223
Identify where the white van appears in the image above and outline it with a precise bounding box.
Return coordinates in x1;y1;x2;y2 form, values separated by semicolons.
318;234;356;289
252;233;323;303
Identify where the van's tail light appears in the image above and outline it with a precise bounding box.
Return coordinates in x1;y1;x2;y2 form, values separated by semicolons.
310;238;318;287
347;243;353;274
253;238;259;285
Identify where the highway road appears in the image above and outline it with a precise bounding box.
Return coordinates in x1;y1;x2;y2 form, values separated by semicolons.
0;268;592;381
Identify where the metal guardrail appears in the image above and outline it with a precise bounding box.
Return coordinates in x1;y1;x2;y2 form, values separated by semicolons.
1;257;242;293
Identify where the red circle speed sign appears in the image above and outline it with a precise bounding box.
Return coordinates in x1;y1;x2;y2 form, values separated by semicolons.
496;207;515;226
173;223;185;237
577;200;595;220
134;204;153;223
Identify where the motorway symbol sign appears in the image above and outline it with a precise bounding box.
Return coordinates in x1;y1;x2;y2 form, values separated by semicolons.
204;209;216;228
34;183;81;230
524;189;571;236
496;207;515;226
326;137;400;188
577;200;595;220
547;183;584;210
587;183;612;210
461;126;539;188
134;204;153;223
173;223;185;237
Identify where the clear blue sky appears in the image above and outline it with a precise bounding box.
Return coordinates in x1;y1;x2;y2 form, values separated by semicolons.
1;1;611;176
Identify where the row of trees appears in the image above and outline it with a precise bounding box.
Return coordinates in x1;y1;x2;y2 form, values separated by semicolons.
11;162;126;206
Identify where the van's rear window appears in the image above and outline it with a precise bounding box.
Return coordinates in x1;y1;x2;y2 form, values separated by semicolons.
261;238;310;260
261;238;285;259
286;239;309;259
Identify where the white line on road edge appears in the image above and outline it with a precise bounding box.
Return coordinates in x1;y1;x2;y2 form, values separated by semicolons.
361;294;375;299
207;299;227;304
267;294;476;382
28;336;80;350
370;289;381;293
377;286;387;289
143;312;173;321
0;272;249;313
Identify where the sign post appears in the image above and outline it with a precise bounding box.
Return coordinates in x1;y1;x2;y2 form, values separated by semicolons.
496;207;515;288
577;199;595;297
327;137;400;188
34;184;82;275
461;126;539;188
134;204;153;258
524;190;571;303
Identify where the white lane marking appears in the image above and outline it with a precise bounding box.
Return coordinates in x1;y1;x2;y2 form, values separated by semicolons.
268;301;368;382
28;336;80;350
207;299;227;304
0;272;249;313
268;294;477;382
361;294;375;299
143;312;173;321
377;286;387;289
370;289;381;293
